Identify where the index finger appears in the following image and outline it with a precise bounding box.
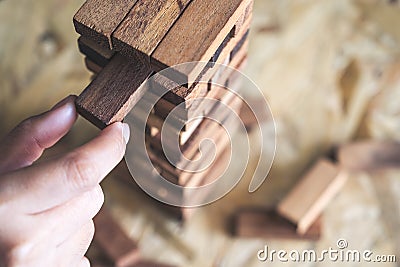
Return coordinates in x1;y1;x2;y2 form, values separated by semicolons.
0;122;130;214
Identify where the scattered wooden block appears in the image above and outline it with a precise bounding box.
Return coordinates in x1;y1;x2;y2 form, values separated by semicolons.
338;140;400;171
94;208;140;267
277;159;348;235
151;0;252;85
73;0;139;49
76;54;152;129
113;0;193;64
232;208;321;240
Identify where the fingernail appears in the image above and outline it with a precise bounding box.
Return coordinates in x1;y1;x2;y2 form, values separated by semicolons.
51;95;76;111
122;123;130;144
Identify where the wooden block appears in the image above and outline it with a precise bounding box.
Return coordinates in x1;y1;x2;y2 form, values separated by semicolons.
149;87;240;166
152;30;249;124
94;208;140;267
113;0;192;63
233;0;253;36
277;159;348;235
338;140;400;171
73;0;139;49
151;0;252;84
76;54;152;129
232;208;321;241
78;36;114;67
84;57;103;74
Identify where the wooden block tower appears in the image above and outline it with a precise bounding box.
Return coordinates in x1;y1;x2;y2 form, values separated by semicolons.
73;0;253;218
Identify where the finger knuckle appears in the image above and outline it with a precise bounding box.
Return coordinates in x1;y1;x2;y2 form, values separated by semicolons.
64;153;98;191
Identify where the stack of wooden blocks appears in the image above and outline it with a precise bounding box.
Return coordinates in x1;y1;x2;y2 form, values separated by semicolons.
73;0;254;219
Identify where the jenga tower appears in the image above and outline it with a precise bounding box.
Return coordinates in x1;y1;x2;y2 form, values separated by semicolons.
73;0;253;219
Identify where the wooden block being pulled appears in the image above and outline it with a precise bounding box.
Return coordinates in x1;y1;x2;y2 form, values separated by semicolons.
277;159;348;235
73;0;139;49
113;0;192;63
94;208;140;267
76;54;152;129
232;208;321;241
151;0;252;84
338;140;400;171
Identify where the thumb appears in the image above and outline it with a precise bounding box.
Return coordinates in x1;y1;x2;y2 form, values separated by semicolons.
0;95;78;174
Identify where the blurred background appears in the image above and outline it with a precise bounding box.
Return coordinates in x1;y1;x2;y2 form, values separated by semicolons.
1;0;400;266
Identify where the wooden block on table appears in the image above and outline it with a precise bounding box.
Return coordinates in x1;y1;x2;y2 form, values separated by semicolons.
73;0;139;49
112;0;193;64
76;54;152;129
277;159;348;235
94;208;140;267
338;140;400;171
151;0;252;85
232;208;321;241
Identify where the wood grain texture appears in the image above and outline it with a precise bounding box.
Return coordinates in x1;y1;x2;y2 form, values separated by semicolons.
232;208;321;240
76;54;152;129
94;208;140;267
338;140;400;171
113;0;192;63
73;0;139;49
152;29;249;124
277;159;348;235
151;0;252;83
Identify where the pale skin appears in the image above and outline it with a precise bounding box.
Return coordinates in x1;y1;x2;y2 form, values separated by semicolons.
0;95;130;267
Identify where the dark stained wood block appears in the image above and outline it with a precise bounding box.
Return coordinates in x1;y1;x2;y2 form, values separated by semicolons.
73;0;139;49
76;54;152;129
78;36;114;67
151;0;252;85
84;57;103;75
113;0;193;64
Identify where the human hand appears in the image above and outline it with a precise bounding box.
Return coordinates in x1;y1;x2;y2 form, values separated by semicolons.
0;96;130;267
